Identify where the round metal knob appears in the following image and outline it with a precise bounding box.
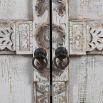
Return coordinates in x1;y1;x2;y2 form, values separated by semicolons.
32;48;48;71
54;47;69;70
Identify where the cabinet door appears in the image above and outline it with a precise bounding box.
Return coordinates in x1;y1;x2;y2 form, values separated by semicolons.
33;0;69;103
69;0;103;103
0;0;33;103
0;0;69;103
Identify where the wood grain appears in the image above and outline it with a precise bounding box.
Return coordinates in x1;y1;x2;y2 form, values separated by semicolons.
0;55;34;103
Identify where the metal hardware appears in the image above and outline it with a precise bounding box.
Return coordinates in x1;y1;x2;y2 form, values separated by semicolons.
32;48;48;71
54;47;69;70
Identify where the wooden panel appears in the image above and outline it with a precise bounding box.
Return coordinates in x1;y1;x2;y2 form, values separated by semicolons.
70;21;86;55
33;81;68;103
0;55;33;103
69;56;87;103
34;82;50;103
69;0;103;20
86;55;103;103
33;0;69;102
33;0;49;81
53;82;68;103
16;21;33;54
0;21;15;54
86;21;103;54
52;0;69;81
0;0;32;20
69;55;103;103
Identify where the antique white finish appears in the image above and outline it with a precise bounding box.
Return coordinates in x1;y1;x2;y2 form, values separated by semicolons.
0;21;15;53
69;56;87;103
33;0;69;102
0;55;33;103
68;0;103;103
87;21;103;53
70;21;86;55
86;56;103;103
1;0;103;103
0;0;32;20
16;21;33;54
69;0;103;20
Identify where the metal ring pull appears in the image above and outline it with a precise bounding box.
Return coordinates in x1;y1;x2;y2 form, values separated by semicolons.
54;47;69;70
32;48;48;71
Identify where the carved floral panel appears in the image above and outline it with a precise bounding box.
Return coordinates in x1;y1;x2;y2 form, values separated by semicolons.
35;82;50;103
16;21;33;54
53;82;68;103
70;21;86;55
0;21;15;53
87;21;103;54
34;82;68;103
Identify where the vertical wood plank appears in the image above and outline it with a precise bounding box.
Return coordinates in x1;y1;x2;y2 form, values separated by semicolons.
0;55;33;103
33;0;50;102
86;56;103;103
52;0;69;103
69;56;87;103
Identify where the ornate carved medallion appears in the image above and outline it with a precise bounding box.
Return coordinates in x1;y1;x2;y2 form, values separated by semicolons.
35;24;65;50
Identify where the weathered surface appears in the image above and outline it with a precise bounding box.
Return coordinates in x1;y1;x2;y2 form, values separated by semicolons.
0;55;34;103
16;21;33;54
86;56;103;103
33;0;69;102
69;56;87;103
69;0;103;20
86;21;103;54
53;82;68;103
0;0;32;20
52;0;69;81
33;0;50;102
70;21;86;55
0;21;15;53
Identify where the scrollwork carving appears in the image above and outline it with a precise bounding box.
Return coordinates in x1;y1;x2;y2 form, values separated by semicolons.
36;82;49;103
35;0;66;17
53;0;66;16
53;82;67;103
35;0;49;16
35;82;67;103
57;0;66;16
89;26;103;51
0;22;15;51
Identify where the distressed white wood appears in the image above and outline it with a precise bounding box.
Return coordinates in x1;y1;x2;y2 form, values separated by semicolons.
0;21;15;54
53;82;68;103
0;0;33;20
52;0;69;81
33;0;49;81
86;21;103;54
33;0;50;102
69;0;103;20
69;55;103;103
86;56;103;103
33;81;68;103
16;21;33;54
34;82;49;103
51;1;69;102
33;0;69;102
70;21;86;55
69;56;87;103
0;55;34;103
